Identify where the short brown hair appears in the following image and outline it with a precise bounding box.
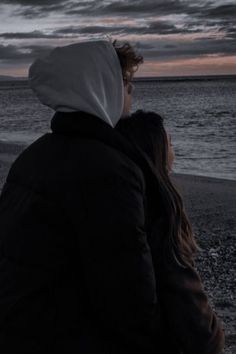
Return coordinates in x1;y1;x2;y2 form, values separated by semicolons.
112;39;143;84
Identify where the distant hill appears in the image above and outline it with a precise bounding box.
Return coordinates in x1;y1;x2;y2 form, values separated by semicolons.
0;75;27;81
134;74;236;82
1;74;235;82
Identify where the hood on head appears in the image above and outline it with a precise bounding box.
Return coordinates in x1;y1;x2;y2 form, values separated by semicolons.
28;40;124;127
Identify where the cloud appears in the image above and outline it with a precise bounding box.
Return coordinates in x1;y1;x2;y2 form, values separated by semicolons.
65;0;194;16
1;0;236;77
135;41;156;50
1;0;235;34
16;4;68;19
1;28;236;65
0;30;60;39
139;37;236;61
143;21;196;35
0;44;52;62
226;26;236;37
52;20;202;38
0;0;201;19
204;4;236;19
0;0;71;19
54;26;124;35
0;21;227;42
0;0;66;5
0;1;100;19
0;44;24;60
188;3;236;34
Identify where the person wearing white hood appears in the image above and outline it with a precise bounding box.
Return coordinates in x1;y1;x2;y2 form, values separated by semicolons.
0;39;164;354
29;39;134;126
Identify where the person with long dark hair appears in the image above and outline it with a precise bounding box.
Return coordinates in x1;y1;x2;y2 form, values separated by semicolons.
116;109;225;354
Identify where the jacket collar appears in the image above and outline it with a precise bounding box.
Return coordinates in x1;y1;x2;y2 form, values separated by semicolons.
51;111;126;152
51;111;160;219
51;111;147;170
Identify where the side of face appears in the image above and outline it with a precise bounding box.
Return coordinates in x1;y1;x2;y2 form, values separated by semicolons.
167;133;175;174
121;82;134;118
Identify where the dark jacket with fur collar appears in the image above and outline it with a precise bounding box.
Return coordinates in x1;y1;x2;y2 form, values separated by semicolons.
0;111;224;354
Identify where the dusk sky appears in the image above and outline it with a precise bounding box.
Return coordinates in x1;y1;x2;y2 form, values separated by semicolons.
0;0;236;77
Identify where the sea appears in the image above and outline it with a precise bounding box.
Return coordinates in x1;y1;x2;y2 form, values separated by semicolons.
0;76;235;181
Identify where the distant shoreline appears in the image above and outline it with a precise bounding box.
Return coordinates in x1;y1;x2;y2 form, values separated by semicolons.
133;74;236;82
0;140;235;183
1;74;236;84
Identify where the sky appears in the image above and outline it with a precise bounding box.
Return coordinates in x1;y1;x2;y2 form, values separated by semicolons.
0;0;236;77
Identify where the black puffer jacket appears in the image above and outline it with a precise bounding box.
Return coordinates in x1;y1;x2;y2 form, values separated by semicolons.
0;111;162;354
0;111;224;354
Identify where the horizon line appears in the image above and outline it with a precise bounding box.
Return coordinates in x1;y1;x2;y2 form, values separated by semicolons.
1;73;236;81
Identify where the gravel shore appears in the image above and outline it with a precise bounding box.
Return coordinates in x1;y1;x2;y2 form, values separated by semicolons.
0;142;235;353
172;173;236;354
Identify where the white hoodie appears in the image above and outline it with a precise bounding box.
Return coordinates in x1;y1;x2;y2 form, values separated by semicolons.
28;40;124;127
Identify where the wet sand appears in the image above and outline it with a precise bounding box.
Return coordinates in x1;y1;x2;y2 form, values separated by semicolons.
0;142;235;353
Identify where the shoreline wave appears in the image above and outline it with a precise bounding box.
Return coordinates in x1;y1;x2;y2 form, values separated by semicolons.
1;139;235;183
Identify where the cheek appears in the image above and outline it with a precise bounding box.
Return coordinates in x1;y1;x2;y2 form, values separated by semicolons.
127;94;132;106
169;147;175;164
123;92;132;111
167;144;174;165
124;91;128;105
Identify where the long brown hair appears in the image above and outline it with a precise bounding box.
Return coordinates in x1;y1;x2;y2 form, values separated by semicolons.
116;110;198;267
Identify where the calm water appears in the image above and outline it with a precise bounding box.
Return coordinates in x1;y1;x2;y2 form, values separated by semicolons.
0;78;235;180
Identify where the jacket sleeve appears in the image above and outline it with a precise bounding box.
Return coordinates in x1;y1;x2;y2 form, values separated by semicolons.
156;251;225;354
73;161;161;352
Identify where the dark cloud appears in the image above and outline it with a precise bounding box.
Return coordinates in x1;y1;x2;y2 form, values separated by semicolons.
65;0;194;17
225;26;236;40
0;0;71;19
0;0;66;5
0;0;100;19
26;44;52;57
187;3;236;35
164;44;177;48
54;26;124;35
0;22;221;42
51;23;179;37
0;44;24;60
144;21;200;35
204;4;236;19
0;44;52;62
1;34;236;74
14;3;68;19
2;0;236;30
0;30;60;39
52;21;201;37
2;34;235;64
104;0;195;15
139;37;236;61
135;42;156;50
1;0;200;19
